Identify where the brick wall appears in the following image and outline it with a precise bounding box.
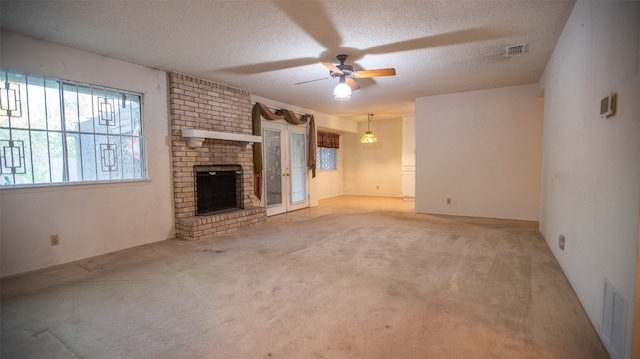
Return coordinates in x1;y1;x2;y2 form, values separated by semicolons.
169;73;265;240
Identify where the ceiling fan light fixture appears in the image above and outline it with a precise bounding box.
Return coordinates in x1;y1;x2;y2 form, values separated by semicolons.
360;113;378;143
333;80;351;101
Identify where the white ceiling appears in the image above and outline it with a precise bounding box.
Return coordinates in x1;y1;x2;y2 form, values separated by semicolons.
0;0;574;122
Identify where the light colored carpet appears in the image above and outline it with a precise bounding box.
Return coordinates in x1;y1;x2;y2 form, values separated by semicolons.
1;198;608;358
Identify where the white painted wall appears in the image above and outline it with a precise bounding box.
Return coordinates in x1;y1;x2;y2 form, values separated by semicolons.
250;95;356;205
402;116;416;198
0;31;174;277
343;117;403;197
415;84;543;220
538;2;640;358
316;134;345;200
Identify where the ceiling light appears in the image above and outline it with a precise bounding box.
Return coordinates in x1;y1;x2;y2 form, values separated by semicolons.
334;75;351;100
360;113;378;143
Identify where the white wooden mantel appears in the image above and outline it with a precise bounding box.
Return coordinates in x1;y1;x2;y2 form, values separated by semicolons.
182;128;262;149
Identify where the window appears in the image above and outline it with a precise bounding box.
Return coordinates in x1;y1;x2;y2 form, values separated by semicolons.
316;131;339;171
0;70;145;187
317;147;337;171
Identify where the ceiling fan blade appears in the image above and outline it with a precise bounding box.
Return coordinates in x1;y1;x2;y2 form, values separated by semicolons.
345;77;360;91
293;77;331;85
320;61;342;74
352;68;396;78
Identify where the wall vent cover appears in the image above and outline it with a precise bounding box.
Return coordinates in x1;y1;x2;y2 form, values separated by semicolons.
505;43;527;56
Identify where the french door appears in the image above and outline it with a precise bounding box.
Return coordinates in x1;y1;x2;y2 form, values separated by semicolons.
262;121;308;216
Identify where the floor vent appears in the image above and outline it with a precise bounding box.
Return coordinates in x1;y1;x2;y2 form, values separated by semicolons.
505;43;527;56
602;279;627;359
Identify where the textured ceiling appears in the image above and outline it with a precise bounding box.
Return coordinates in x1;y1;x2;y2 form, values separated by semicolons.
0;0;574;121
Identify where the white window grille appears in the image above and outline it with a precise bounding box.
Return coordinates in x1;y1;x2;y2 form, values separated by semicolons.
317;147;337;171
0;70;146;187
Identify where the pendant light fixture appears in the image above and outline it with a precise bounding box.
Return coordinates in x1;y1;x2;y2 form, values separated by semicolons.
333;75;351;100
360;113;378;143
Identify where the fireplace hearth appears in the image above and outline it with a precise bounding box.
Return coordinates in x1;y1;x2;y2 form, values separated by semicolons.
195;165;243;216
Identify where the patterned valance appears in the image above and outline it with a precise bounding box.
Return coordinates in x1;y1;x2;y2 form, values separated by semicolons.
317;132;340;149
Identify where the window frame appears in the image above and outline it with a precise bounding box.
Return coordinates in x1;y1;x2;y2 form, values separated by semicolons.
0;70;147;188
317;146;338;171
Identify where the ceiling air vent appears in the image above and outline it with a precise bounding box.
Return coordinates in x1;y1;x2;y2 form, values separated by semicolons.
505;43;527;56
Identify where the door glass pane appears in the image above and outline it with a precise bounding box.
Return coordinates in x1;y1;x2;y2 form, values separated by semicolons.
264;128;282;207
290;132;306;203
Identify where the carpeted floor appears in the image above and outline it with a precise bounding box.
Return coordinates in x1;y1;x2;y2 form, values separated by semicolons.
1;197;608;358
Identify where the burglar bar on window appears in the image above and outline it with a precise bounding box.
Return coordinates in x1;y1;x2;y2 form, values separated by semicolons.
100;143;118;172
1;140;26;174
98;97;116;126
0;82;22;117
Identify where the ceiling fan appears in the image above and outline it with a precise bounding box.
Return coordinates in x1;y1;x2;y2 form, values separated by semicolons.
295;54;396;100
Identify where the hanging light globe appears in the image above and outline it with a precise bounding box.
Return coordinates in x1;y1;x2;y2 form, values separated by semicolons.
360;131;378;143
360;114;378;143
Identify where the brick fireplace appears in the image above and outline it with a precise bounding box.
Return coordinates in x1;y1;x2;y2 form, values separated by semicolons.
169;73;266;241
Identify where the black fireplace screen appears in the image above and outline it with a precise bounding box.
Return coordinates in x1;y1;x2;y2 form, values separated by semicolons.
194;165;243;216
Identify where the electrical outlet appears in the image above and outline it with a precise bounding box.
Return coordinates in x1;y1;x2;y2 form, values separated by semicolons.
446;198;451;205
376;185;379;190
558;235;565;250
50;234;60;246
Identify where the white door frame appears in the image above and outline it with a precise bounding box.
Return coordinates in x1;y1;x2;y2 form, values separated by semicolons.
262;120;309;216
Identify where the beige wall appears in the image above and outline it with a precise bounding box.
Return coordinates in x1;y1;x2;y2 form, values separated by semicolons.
343;118;403;197
316;135;345;200
538;2;640;357
0;31;174;277
402;116;416;198
415;84;543;220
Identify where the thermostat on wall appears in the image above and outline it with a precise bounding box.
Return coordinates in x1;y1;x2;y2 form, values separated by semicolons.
600;92;616;118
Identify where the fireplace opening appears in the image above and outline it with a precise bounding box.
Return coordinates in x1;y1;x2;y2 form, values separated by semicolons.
195;165;243;216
